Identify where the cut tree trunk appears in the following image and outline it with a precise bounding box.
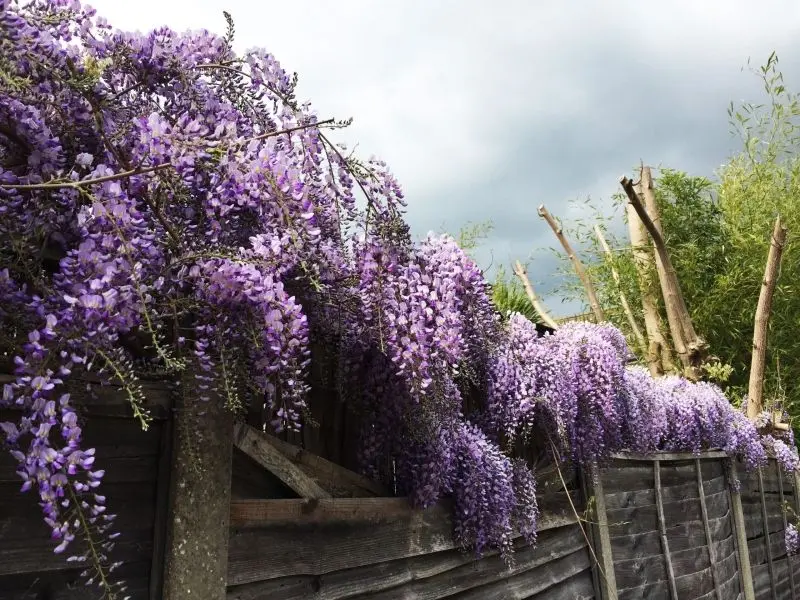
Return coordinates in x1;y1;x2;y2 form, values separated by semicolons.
621;169;707;379
538;204;605;323
746;216;788;421
625;202;674;376
638;168;690;373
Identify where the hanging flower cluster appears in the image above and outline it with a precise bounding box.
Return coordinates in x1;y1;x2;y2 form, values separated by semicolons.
787;523;800;556
0;1;796;595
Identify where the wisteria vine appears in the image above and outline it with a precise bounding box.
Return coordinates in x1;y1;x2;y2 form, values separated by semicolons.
0;1;797;596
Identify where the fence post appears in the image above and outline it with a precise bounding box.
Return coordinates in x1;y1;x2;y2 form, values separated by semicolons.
162;367;234;600
729;459;756;600
584;462;618;600
695;459;722;600
654;459;679;600
149;395;175;600
775;461;797;599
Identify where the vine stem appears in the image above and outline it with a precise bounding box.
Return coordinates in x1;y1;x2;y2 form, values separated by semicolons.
66;482;116;597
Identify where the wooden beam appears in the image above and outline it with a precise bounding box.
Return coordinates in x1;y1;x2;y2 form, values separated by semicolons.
230;497;578;532
758;466;779;600
654;460;679;600
258;430;387;496
233;423;331;499
696;459;723;600
611;450;729;462
729;460;756;600
626;199;675;376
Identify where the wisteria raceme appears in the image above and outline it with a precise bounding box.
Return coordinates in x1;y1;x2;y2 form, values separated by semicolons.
1;0;798;593
787;523;800;556
619;366;668;454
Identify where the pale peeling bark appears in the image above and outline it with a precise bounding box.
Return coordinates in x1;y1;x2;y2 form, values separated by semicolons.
621;170;706;379
747;216;788;422
625;202;675;377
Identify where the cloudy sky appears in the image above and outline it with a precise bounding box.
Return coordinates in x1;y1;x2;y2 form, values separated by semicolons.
88;0;800;316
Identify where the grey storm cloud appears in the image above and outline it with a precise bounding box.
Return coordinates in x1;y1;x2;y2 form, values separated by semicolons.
82;0;800;316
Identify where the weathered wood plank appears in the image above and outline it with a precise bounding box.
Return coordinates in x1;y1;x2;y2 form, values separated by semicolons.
587;462;618;600
439;547;590;600
0;539;153;577
227;525;586;600
775;462;797;600
758;467;779;600
612;450;730;461
257;433;387;497
227;501;578;587
523;570;595;600
604;472;726;510
149;398;173;600
577;467;603;600
233;423;331;499
730;460;757;600
609;513;732;561
231;446;298;500
0;560;151;600
0;483;156;547
605;487;731;538
613;537;734;590
601;461;700;494
697;458;723;600
655;460;679;599
230;495;578;530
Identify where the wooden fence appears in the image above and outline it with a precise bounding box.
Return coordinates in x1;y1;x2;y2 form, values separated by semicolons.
2;378;800;599
591;452;800;600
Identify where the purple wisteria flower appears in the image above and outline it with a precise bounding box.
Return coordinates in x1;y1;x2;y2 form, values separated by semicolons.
787;523;800;556
1;0;795;582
